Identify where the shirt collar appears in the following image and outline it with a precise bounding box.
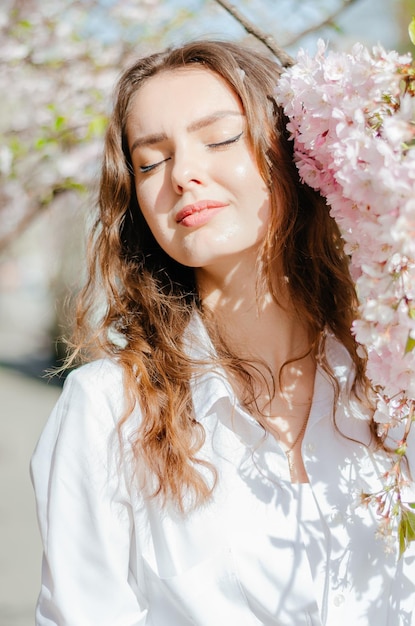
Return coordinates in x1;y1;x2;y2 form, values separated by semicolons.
184;314;360;424
311;332;372;428
184;313;237;421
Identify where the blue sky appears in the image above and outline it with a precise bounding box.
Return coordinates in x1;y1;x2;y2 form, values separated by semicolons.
78;0;412;54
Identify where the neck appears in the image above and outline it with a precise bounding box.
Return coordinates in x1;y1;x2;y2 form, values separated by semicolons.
196;254;316;486
195;254;311;375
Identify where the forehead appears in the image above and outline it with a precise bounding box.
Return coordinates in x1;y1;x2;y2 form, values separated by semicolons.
127;67;243;129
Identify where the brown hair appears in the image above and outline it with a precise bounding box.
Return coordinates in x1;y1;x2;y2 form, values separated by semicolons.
73;39;373;509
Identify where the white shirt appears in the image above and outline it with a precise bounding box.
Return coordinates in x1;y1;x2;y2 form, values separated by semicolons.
31;321;415;625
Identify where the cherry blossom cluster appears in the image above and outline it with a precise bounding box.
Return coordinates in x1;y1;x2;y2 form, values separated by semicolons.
275;40;415;431
275;40;415;552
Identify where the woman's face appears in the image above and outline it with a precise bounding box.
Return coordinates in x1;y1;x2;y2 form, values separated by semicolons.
126;67;270;272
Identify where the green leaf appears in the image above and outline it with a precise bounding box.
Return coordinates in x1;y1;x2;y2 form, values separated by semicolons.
399;519;406;558
405;333;415;354
396;443;407;455
8;136;28;158
54;116;66;131
398;509;415;557
409;17;415;46
39;180;86;206
61;179;87;194
34;138;46;150
403;138;415;151
409;502;415;509
87;115;108;138
18;20;32;29
328;21;343;34
406;511;415;538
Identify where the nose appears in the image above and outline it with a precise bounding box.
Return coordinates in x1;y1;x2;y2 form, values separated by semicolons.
171;147;204;195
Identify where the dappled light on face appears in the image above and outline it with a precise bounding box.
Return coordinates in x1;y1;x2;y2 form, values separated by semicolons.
126;67;270;272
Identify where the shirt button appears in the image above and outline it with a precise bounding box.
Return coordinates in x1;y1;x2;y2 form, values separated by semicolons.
305;442;316;453
333;593;345;607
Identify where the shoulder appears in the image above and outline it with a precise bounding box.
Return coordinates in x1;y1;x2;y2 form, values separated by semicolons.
65;357;124;394
63;356;127;410
31;358;138;555
32;358;136;465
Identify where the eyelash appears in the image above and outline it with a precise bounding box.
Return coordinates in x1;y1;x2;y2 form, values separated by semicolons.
207;131;244;149
139;131;244;174
139;161;165;173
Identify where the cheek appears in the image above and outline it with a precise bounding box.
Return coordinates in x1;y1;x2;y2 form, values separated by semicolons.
230;153;254;182
231;152;268;201
135;182;152;217
135;183;164;233
243;171;271;222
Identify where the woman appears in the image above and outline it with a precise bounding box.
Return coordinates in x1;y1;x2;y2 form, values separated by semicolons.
31;40;415;625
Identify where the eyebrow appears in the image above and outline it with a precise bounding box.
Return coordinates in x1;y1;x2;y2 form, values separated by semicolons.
129;110;244;154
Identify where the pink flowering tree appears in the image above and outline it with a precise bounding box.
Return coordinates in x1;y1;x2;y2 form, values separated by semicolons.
0;0;404;253
275;35;415;554
0;0;169;251
0;1;148;362
1;0;379;367
1;0;414;550
0;0;198;363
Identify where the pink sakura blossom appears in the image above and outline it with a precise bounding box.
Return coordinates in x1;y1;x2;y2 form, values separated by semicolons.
275;40;415;433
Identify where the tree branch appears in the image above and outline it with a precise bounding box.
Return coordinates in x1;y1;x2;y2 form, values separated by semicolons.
213;0;363;60
213;0;294;67
0;207;45;254
282;0;362;47
0;187;69;254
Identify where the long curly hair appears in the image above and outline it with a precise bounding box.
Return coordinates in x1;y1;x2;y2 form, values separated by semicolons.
72;39;374;510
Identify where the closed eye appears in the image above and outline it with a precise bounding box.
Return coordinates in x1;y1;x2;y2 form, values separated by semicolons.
139;157;170;173
207;131;244;149
138;131;243;173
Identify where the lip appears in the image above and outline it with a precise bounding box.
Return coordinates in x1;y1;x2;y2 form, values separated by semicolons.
175;200;228;226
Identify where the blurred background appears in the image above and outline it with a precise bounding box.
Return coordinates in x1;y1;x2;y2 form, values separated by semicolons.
0;0;414;624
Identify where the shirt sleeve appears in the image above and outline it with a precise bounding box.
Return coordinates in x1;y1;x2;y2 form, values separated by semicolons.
30;361;148;626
